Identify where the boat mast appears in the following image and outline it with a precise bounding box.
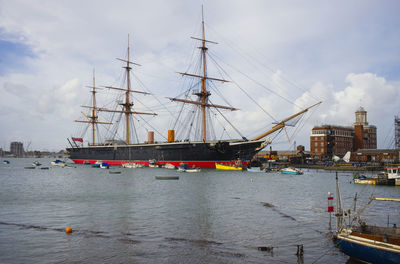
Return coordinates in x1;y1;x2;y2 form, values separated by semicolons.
99;35;156;144
200;6;208;141
123;35;133;144
91;69;97;144
169;6;236;141
76;69;113;145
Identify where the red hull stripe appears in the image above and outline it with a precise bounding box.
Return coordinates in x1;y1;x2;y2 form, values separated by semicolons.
71;159;249;168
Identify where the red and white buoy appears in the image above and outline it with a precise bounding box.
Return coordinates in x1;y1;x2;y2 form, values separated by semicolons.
327;192;334;230
328;192;334;212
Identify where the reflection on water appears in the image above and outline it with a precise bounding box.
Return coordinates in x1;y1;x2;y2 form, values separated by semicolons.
0;158;398;263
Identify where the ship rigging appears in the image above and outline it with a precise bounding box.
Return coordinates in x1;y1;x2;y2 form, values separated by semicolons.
67;7;321;167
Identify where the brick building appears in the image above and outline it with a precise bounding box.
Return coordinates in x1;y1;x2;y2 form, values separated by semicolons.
310;125;353;158
310;107;377;159
354;106;377;149
352;149;399;163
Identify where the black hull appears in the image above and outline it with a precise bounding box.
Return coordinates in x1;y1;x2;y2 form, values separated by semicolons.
66;140;266;168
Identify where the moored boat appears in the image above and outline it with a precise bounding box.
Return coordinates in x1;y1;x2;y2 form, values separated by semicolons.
334;174;400;263
354;170;399;186
215;163;242;171
386;166;400;186
186;166;201;173
51;160;66;167
164;163;176;170
280;167;303;175
122;162;143;169
247;167;263;172
32;161;41;166
100;162;110;169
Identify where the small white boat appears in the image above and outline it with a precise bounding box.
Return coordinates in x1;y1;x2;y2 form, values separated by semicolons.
247;167;263;172
281;167;303;175
3;160;10;164
32;161;41;166
122;162;143;168
51;160;66;167
185;168;201;173
178;163;200;173
164;163;176;170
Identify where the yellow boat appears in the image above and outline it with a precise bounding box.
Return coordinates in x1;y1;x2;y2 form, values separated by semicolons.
215;163;242;171
354;178;376;185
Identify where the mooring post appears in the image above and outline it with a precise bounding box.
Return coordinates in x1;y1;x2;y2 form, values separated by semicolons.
296;244;304;256
296;244;304;264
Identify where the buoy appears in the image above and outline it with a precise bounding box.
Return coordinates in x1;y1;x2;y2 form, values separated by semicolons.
251;178;254;182
327;192;334;212
65;227;72;234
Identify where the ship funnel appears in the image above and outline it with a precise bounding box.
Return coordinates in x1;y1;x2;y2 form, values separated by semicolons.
168;130;175;143
148;131;154;144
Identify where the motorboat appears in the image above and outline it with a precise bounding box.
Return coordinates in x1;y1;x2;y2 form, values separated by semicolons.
32;161;41;166
280;167;303;175
51;160;66;167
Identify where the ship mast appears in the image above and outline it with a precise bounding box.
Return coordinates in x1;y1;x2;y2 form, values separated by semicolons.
168;6;236;141
91;70;97;144
200;6;207;141
100;35;157;144
76;69;112;145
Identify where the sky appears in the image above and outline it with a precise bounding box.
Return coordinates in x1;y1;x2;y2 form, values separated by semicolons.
0;0;399;152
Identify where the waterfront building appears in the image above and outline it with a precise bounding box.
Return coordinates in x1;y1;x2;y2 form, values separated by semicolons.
310;107;377;159
354;107;377;150
10;142;24;157
352;149;399;163
310;125;353;159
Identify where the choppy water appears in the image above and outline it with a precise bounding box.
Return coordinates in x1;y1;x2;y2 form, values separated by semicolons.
0;158;398;263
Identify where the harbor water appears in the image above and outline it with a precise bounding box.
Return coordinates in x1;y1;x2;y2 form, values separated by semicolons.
0;158;398;263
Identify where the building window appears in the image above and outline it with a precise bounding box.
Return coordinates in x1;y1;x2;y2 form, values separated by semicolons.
321;148;324;153
315;142;318;147
320;142;323;146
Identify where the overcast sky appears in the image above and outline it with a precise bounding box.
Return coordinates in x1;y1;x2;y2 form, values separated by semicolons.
0;0;399;152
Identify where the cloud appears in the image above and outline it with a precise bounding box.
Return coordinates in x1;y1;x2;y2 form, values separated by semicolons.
291;72;399;150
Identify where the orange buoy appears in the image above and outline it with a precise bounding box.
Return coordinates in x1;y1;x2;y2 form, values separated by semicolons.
65;227;72;234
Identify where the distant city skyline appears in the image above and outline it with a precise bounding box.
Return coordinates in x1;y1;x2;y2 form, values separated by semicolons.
0;1;399;151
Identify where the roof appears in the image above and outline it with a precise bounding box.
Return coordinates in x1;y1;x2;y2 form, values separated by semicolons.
355;149;399;154
356;106;366;112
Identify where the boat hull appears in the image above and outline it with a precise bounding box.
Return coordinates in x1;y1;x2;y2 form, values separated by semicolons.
215;163;242;171
66;140;265;168
337;235;400;264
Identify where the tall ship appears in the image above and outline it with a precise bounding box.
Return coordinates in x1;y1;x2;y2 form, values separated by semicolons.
66;8;320;168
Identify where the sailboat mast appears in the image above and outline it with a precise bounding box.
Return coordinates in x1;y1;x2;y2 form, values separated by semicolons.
201;6;208;141
91;69;96;145
124;35;133;144
121;35;133;144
